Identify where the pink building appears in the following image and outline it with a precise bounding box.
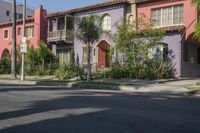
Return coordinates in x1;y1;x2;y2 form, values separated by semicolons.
0;6;47;59
137;0;200;77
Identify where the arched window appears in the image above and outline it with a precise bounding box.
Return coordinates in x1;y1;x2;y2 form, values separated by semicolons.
102;14;111;31
128;15;134;24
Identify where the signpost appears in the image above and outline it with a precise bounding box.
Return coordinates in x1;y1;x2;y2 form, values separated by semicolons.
21;0;26;81
20;37;27;53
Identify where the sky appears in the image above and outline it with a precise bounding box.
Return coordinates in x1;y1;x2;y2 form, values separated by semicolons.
16;0;107;12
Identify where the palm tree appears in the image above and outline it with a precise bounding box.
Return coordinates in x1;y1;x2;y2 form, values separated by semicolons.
76;15;101;81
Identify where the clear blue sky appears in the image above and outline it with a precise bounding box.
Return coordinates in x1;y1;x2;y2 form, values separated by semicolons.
16;0;107;12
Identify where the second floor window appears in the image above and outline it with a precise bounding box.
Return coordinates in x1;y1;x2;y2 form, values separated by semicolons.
4;30;9;39
18;27;21;35
25;26;34;37
102;15;111;31
152;5;183;27
6;10;10;16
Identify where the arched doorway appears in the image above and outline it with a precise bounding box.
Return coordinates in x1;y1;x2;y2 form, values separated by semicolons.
1;49;10;60
97;40;110;67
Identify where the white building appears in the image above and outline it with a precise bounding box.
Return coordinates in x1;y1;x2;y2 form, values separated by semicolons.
0;0;34;24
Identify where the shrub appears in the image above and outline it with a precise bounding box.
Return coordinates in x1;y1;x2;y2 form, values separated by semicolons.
0;55;11;74
55;63;80;80
25;41;57;76
93;68;112;79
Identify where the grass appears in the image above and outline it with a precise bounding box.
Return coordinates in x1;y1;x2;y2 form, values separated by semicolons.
186;82;200;92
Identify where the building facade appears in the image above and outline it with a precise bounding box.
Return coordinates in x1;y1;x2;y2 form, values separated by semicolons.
47;0;200;77
0;0;34;24
0;6;47;59
137;0;199;77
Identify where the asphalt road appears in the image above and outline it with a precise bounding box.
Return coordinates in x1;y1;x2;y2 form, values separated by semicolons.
0;84;199;133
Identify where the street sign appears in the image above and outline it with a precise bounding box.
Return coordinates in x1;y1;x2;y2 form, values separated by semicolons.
22;37;26;43
20;43;27;53
20;37;27;53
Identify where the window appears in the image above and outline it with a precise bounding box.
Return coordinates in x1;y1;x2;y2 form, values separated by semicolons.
6;10;10;16
4;30;9;39
18;27;21;35
82;46;93;65
17;13;23;20
66;17;74;30
57;49;71;64
128;15;134;24
58;17;65;30
50;19;57;32
102;15;111;31
25;26;34;37
152;5;183;27
149;44;168;60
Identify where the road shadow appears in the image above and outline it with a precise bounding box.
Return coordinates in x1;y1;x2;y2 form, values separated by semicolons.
0;88;200;133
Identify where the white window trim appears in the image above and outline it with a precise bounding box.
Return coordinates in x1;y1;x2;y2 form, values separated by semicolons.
152;5;184;28
102;14;111;32
3;29;9;40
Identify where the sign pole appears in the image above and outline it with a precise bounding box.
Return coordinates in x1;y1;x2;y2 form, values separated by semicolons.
21;0;26;81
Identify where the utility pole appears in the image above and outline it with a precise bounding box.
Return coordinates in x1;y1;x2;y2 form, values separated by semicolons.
21;0;26;81
11;0;16;79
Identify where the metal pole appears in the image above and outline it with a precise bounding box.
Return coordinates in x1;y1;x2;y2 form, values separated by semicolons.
21;0;26;81
11;0;16;79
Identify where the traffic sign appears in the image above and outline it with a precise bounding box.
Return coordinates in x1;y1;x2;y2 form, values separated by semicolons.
20;43;27;53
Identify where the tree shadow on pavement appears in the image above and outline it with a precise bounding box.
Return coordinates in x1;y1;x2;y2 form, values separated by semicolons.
0;88;200;133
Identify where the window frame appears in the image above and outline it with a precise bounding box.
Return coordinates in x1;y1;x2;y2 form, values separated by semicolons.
102;14;111;32
25;26;34;38
151;4;184;27
3;29;9;40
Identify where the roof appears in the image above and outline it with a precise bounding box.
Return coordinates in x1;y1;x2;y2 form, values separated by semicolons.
159;25;186;32
46;0;130;18
0;17;34;28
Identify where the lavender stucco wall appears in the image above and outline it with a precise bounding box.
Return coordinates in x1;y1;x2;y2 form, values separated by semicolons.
162;32;183;77
73;4;125;65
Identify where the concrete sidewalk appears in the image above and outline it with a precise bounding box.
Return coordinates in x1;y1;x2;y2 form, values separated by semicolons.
0;78;199;94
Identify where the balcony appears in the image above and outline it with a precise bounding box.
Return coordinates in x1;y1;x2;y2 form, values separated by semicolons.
47;29;73;43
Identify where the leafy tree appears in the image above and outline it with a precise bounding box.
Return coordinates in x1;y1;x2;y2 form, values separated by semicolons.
113;16;166;79
25;41;56;76
75;15;101;81
192;0;200;40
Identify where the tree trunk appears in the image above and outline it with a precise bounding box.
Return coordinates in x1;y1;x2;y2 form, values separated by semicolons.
11;0;16;79
87;42;91;81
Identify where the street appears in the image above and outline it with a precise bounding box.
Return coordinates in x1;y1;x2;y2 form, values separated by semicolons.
0;83;200;133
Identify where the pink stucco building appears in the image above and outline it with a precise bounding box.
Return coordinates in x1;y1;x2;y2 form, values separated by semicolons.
0;6;47;59
137;0;200;77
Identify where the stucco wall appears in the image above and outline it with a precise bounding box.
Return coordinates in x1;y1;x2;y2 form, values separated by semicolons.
137;0;197;39
0;6;47;59
162;32;183;77
73;3;125;65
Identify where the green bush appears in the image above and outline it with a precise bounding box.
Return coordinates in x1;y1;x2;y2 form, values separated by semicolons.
55;64;80;80
25;41;57;76
0;55;11;74
93;68;112;79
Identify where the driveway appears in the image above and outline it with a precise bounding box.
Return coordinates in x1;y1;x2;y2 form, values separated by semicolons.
0;81;199;133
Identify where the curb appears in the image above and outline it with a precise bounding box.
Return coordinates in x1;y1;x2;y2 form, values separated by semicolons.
0;80;139;92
